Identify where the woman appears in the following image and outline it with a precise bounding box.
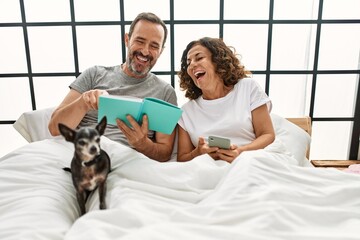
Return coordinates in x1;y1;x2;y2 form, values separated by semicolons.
177;37;275;163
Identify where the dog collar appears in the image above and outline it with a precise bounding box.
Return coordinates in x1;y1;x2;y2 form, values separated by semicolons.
83;155;101;167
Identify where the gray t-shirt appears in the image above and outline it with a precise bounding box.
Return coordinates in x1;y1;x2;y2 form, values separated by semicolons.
70;65;178;147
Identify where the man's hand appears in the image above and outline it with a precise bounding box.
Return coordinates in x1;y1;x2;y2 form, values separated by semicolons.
82;89;109;111
116;114;149;148
116;114;175;162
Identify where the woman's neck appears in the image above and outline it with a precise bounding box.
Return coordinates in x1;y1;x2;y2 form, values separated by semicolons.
202;85;233;100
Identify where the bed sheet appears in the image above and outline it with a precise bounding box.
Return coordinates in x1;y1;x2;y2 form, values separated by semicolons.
0;137;359;240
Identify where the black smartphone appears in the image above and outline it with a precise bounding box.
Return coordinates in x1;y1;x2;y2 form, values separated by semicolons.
208;136;231;149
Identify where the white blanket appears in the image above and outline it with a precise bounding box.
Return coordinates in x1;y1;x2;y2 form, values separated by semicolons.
0;137;359;240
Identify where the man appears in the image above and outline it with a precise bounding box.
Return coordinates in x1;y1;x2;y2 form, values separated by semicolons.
48;12;177;162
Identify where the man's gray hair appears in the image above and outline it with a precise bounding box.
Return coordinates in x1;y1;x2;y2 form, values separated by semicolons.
128;12;168;48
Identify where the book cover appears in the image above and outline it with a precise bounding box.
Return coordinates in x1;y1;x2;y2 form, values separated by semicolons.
98;95;183;135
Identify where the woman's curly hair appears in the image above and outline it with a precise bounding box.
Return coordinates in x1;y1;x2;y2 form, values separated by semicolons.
178;37;251;100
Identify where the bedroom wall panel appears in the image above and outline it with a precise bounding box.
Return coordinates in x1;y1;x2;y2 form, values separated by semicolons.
33;77;74;110
74;0;120;21
0;77;32;119
123;0;170;21
224;0;269;20
314;74;357;118
318;24;360;70
223;24;268;71
271;24;316;70
76;26;122;72
311;121;353;159
273;0;318;20
0;0;21;22
27;26;74;73
322;0;360;19
174;0;219;20
24;0;70;22
269;74;310;117
0;27;27;73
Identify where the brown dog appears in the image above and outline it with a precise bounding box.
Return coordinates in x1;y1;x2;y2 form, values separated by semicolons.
59;116;111;216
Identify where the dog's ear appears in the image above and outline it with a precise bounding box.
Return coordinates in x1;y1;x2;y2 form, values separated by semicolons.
96;116;107;136
58;123;76;142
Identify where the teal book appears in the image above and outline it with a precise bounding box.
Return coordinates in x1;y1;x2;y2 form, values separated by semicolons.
98;95;183;135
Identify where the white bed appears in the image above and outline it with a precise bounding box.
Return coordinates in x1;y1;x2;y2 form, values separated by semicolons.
1;108;359;240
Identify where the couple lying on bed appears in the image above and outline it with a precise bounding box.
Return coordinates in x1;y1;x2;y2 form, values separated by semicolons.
48;12;275;165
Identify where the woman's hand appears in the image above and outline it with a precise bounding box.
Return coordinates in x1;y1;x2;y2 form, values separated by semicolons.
214;144;244;163
191;137;219;159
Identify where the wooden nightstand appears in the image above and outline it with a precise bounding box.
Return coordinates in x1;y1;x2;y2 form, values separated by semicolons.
311;160;360;170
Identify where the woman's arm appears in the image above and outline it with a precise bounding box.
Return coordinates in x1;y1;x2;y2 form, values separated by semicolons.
177;125;219;162
216;104;275;162
249;104;275;150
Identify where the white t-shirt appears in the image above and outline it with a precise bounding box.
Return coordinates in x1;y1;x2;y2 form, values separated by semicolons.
178;78;272;147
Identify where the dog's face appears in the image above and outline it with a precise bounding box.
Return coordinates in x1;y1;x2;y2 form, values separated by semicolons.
73;128;101;161
58;116;107;162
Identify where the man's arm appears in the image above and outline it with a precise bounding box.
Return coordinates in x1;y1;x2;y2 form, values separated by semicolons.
48;89;107;136
116;115;176;162
137;130;176;162
50;89;175;161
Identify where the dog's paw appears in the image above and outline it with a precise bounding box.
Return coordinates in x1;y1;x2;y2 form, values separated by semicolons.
99;202;106;210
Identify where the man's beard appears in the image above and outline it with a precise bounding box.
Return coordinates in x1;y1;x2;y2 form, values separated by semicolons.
127;50;154;77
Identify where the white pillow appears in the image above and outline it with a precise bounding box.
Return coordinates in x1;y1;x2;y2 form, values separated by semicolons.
270;113;311;166
13;107;58;142
13;107;179;162
12;108;311;165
